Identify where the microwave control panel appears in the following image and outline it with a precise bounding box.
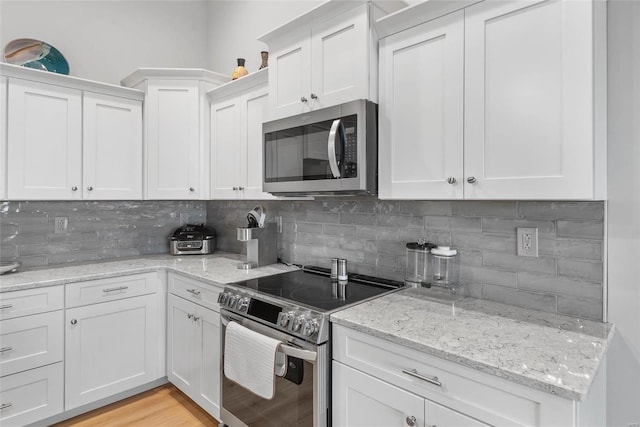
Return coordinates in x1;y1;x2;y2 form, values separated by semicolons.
344;126;357;178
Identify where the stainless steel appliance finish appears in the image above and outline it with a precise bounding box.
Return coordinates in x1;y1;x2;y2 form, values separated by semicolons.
263;99;377;196
236;223;277;269
218;266;402;427
169;224;216;255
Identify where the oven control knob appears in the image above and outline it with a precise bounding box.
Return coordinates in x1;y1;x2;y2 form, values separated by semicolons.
302;320;319;337
278;311;294;327
217;292;229;305
228;295;238;308
237;297;250;311
292;315;305;332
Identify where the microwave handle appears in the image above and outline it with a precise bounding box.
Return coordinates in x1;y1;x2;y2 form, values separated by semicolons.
328;119;343;178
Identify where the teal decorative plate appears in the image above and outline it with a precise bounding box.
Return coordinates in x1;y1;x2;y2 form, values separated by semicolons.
3;38;69;75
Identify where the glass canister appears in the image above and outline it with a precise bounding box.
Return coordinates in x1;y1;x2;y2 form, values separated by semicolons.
430;246;459;288
405;239;435;287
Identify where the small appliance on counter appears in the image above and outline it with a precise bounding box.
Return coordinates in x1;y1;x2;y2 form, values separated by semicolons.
169;224;216;255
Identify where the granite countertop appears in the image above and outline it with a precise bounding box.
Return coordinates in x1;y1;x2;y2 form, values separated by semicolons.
330;287;613;401
0;252;299;292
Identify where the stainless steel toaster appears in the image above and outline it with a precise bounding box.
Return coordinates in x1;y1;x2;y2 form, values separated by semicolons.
169;224;216;255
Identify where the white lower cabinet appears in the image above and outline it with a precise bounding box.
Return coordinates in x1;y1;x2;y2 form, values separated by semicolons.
65;274;164;410
0;362;64;427
333;362;488;427
333;325;605;427
167;292;221;419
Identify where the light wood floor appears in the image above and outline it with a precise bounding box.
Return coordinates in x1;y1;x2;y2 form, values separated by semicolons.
54;384;219;427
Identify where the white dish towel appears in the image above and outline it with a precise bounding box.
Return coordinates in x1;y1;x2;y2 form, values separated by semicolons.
224;320;282;400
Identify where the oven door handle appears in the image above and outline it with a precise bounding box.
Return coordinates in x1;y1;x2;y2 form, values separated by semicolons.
279;343;317;362
328;119;343;178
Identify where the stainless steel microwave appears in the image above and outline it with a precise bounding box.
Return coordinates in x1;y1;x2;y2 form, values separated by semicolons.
263;99;377;196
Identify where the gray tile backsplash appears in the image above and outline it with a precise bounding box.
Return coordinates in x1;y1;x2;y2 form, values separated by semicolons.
0;201;206;268
207;199;605;321
0;198;605;321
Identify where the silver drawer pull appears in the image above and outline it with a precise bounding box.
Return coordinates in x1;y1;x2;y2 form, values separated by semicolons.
186;289;201;296
402;368;442;387
0;304;13;310
0;403;12;410
0;347;13;353
102;286;129;293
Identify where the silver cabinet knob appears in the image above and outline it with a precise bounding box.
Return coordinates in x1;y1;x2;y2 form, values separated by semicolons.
87;186;93;191
310;93;318;100
189;187;195;192
447;177;456;184
187;313;193;319
238;186;244;191
71;186;78;191
300;96;308;103
232;186;238;191
466;176;477;184
70;319;78;325
406;416;417;426
193;315;200;322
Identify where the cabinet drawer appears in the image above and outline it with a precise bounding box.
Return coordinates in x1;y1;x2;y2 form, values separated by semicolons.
66;272;158;308
333;325;566;427
168;273;222;312
0;286;64;320
0;362;64;427
0;311;64;377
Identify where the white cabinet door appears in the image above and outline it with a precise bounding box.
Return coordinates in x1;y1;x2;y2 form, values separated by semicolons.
167;294;198;394
0;362;64;427
379;11;464;200
0;76;6;200
167;294;220;419
333;361;424;427
425;398;490;427
194;303;220;419
210;97;241;199
310;5;369;111
7;79;82;200
65;293;161;410
464;0;596;199
269;31;312;119
145;81;200;199
83;92;142;200
241;85;274;200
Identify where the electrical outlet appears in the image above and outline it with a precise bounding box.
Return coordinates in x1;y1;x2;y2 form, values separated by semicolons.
54;217;68;234
516;227;538;257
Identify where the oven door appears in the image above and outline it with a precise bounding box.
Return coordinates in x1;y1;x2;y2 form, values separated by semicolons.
220;310;329;427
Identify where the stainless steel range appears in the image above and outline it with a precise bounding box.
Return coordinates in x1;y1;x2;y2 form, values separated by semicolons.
218;265;402;427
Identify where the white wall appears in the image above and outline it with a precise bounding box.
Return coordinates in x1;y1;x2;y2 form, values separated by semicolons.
607;1;640;425
0;0;210;84
206;0;321;74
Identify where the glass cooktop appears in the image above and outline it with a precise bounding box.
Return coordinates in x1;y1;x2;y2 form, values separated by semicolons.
229;266;403;312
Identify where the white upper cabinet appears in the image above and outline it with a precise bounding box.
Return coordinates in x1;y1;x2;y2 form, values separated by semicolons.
7;79;82;200
378;10;464;199
258;1;404;121
83;92;143;200
2;64;144;201
121;69;229;200
209;70;276;200
0;76;7;200
377;0;606;200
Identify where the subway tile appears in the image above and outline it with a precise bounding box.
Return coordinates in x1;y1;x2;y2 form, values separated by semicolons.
517;272;603;300
375;227;400;241
18;255;48;268
452;201;517;218
397;201;453;216
425;216;482;232
482;285;557;314
376;240;407;256
2;233;47;246
518;201;604;220
357;226;378;239
296;222;323;233
295;233;340;248
398;228;450;246
482;218;556;237
0;246;18;260
378;215;423;228
483;251;557;275
456;249;483;267
451;231;516;253
322;224;357;237
557;221;604;240
299;211;340;224
48;250;99;264
18;221;54;235
557;296;603;321
340;212;377;226
557;259;603;283
460;266;518;288
538;238;602;261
